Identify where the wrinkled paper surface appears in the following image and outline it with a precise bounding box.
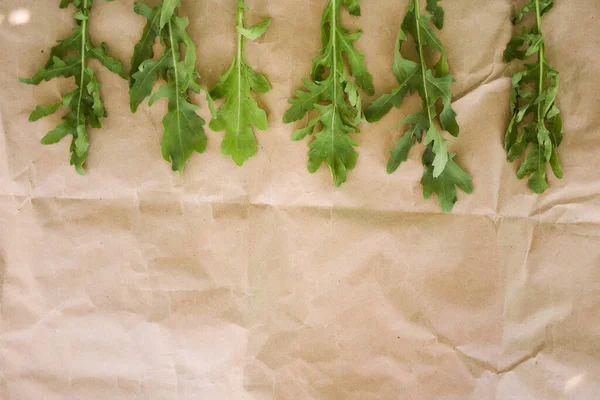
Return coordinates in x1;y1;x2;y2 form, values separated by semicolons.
1;0;600;398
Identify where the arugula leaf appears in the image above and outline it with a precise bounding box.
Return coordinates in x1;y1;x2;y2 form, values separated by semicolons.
504;0;563;193
129;1;211;174
209;0;271;166
284;0;374;187
426;0;444;29
20;0;127;175
365;0;471;211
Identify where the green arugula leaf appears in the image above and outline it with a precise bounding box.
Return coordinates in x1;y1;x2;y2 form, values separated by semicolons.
426;0;444;29
422;151;473;212
130;2;161;88
366;0;471;211
511;0;554;24
130;1;210;174
284;0;374;187
160;0;180;29
343;0;361;16
504;0;563;193
89;43;128;79
20;0;127;175
209;0;271;166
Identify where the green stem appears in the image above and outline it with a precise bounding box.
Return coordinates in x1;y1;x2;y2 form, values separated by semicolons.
237;0;245;56
330;0;338;154
236;0;245;135
168;19;184;162
535;0;545;124
414;0;432;124
76;0;88;124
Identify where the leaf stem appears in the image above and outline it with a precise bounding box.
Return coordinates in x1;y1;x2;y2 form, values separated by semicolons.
331;0;338;155
414;0;432;124
76;0;88;124
535;0;544;124
168;18;184;164
236;0;244;137
237;0;245;56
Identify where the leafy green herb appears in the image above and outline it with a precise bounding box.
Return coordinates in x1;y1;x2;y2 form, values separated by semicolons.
504;0;563;193
20;0;128;175
283;0;374;187
129;1;212;174
209;0;271;166
365;0;471;212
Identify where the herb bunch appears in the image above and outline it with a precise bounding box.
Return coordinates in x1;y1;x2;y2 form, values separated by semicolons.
283;0;374;187
365;0;471;212
129;0;211;174
210;0;272;166
20;0;128;175
504;0;563;193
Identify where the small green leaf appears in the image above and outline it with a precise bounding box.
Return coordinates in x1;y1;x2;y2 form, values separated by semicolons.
339;29;374;95
307;105;359;187
387;133;416;174
73;10;88;21
426;0;444;29
30;103;62;122
424;124;448;178
75;124;89;157
512;0;535;24
237;17;271;41
44;27;82;68
550;148;563;179
20;57;80;85
89;43;128;80
508;141;527;162
524;33;543;56
283;78;329;123
343;0;361;16
504;35;526;62
291;122;317;142
129;55;172;112
148;84;171;106
130;2;162;87
160;81;207;174
421;152;472;212
160;0;180;29
41;123;72;145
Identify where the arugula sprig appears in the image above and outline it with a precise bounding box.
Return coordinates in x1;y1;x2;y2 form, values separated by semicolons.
20;0;128;175
283;0;374;187
209;0;272;166
129;1;212;174
365;0;471;212
504;0;563;193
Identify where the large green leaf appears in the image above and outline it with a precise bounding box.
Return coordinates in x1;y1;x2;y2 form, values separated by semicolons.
504;0;563;193
209;0;271;166
284;0;373;187
129;2;210;174
365;0;470;211
20;0;127;175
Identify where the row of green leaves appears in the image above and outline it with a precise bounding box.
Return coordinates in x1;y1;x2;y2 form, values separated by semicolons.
285;0;563;211
21;0;271;175
21;0;563;212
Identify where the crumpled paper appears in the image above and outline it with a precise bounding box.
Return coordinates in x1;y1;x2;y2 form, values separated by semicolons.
1;0;600;399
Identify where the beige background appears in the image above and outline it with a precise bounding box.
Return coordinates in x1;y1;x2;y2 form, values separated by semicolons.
1;0;600;398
